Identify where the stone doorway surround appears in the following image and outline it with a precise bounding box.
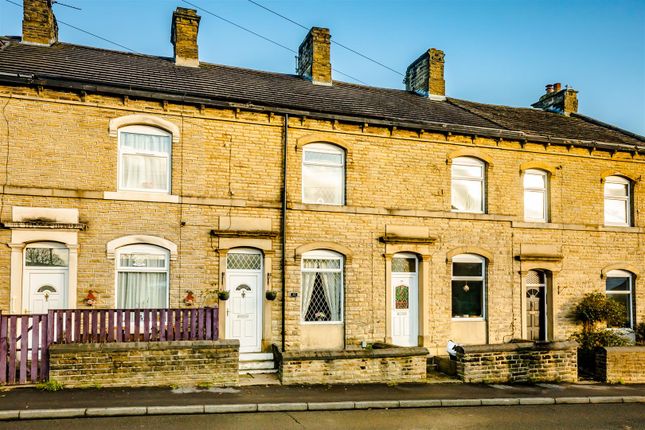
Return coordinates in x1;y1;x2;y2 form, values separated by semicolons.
516;244;562;341
380;225;436;348
5;206;85;314
211;216;276;352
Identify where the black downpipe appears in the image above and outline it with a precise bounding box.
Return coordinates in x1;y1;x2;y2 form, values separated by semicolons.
281;114;289;352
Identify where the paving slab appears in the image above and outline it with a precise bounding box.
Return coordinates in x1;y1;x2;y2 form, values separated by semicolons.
399;399;442;408
519;397;555;405
554;397;590;404
441;399;482;407
481;398;520;406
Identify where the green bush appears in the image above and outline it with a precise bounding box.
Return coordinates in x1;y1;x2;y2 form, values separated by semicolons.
571;328;627;351
635;322;645;345
571;292;628;352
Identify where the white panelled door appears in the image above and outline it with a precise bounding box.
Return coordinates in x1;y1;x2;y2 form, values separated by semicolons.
225;249;263;353
391;254;418;347
27;271;67;314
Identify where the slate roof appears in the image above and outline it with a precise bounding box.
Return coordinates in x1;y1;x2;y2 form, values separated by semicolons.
0;38;643;149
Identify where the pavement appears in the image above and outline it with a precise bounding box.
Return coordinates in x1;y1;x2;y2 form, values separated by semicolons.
0;381;643;421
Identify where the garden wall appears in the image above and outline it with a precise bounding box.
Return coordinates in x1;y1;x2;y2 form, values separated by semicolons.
595;346;645;383
455;341;578;383
276;345;428;385
49;340;239;388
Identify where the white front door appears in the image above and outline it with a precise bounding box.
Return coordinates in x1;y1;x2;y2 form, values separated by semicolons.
226;272;262;352
26;270;67;314
391;254;418;347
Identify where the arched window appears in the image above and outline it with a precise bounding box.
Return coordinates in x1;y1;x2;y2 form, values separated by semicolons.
451;254;486;318
451;157;485;213
604;176;631;226
605;270;634;328
118;125;172;193
524;169;549;222
301;250;343;322
116;244;169;309
302;143;345;205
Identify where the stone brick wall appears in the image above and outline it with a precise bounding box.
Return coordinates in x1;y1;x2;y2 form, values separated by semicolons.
49;340;239;388
455;341;578;383
277;346;428;385
0;85;643;356
595;346;645;383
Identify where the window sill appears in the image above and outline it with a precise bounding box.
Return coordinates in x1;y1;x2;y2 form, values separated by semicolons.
301;321;344;325
451;317;486;322
104;191;180;204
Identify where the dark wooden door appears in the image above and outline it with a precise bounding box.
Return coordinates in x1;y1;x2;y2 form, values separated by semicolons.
527;288;541;340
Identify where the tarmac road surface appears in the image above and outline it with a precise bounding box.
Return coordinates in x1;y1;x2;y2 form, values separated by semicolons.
2;404;644;430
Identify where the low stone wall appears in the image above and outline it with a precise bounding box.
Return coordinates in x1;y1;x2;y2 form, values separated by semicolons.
455;341;578;384
595;346;645;383
49;340;239;388
276;345;428;385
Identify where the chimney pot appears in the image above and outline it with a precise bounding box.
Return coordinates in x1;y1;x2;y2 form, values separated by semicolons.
404;48;445;99
22;0;58;46
553;82;562;92
545;84;554;94
297;27;332;85
171;7;201;67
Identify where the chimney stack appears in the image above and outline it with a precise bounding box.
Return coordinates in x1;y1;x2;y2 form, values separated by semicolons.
405;48;445;99
297;27;332;86
22;0;58;46
532;83;578;116
171;7;201;67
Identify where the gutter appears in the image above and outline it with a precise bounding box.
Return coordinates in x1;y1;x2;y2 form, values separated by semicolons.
0;73;643;155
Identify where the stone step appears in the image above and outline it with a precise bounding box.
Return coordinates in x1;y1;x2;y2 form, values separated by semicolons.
239;352;274;362
239;360;275;371
239;368;279;375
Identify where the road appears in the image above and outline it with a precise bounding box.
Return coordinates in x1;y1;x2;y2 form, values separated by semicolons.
2;404;644;430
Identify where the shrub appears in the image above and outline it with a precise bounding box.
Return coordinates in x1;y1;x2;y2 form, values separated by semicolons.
571;292;628;352
635;322;645;345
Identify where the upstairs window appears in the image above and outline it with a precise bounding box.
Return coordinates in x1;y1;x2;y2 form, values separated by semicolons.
302;143;345;205
451;157;485;213
118;125;172;193
116;244;169;309
605;270;634;329
524;169;549;222
604;176;631;226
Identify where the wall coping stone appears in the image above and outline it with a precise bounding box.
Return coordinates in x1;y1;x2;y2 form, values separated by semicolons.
602;346;645;353
50;339;239;353
277;346;428;362
456;340;577;354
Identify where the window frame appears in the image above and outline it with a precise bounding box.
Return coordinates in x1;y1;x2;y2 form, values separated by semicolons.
451;253;486;320
301;143;345;206
605;269;634;329
114;243;170;309
523;169;549;222
117;125;172;194
300;249;344;324
604;176;631;227
451;157;486;214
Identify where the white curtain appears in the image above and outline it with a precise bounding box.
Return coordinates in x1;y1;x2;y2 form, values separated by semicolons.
320;272;341;321
117;272;167;309
121;133;170;191
301;272;316;318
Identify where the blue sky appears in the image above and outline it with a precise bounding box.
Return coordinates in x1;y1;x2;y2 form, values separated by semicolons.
1;0;644;135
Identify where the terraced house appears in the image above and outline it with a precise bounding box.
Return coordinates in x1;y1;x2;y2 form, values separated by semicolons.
0;0;643;379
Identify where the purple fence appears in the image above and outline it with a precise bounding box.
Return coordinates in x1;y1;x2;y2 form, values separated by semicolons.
0;308;219;385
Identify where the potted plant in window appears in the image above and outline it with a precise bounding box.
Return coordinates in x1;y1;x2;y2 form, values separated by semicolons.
217;290;230;301
265;290;278;301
